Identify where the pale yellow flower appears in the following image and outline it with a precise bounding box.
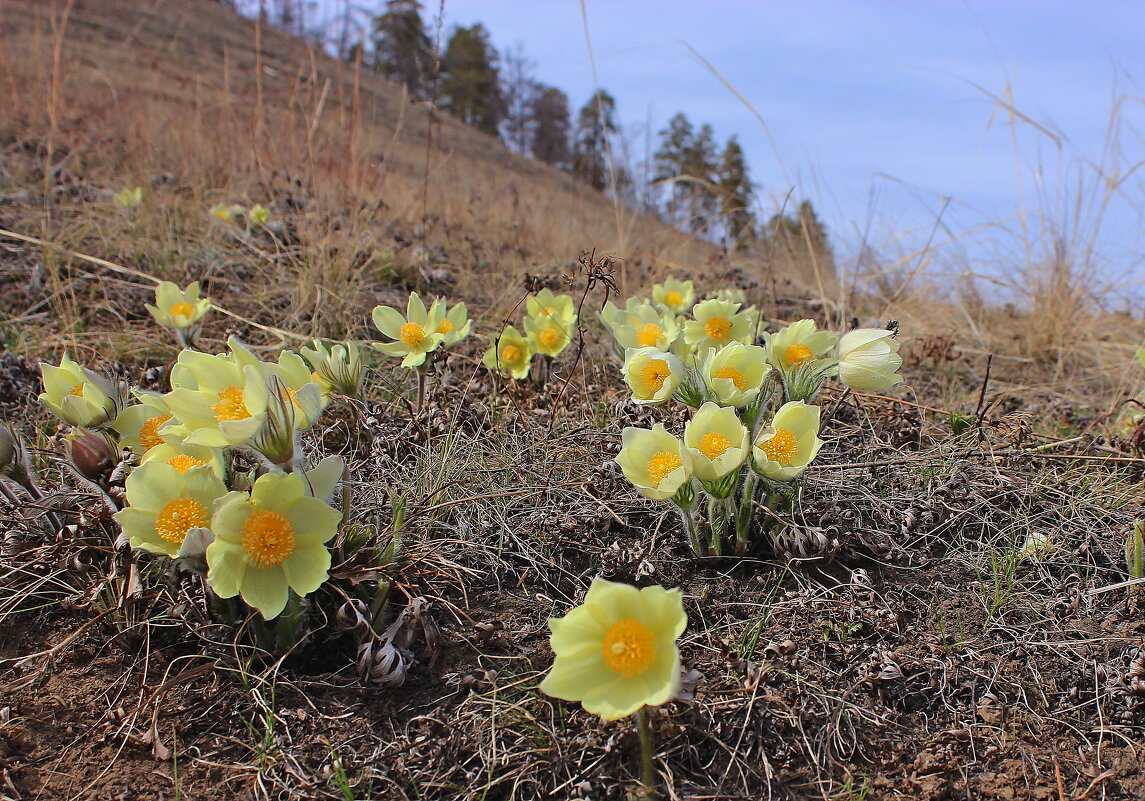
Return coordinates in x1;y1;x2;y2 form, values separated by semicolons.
163;351;268;448
525;288;577;329
683;299;754;352
752;400;824;481
39;355;118;428
764;319;837;371
206;471;342;619
651;277;694;314
372;293;446;368
615;423;693;501
248;204;270;228
540;577;687;721
608;303;680;352
837;329;903;392
524;312;573;357
113;392;174;457
113;186;143;209
482;325;534;380
146;281;211;331
428;299;472;347
623;347;683;405
115;461;228;559
701;343;771;408
683;402;749;482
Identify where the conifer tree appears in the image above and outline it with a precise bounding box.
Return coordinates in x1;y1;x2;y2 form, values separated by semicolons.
571;90;618;191
717;135;756;248
500;43;538;154
372;0;434;101
529;86;571;169
440;24;504;136
653;112;694;225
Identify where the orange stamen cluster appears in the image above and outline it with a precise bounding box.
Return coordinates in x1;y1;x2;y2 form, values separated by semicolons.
759;429;798;465
646;451;682;484
697;431;732;460
155;497;208;544
639;359;671;393
704;316;732;341
601;618;657;676
241;509;297;568
212;386;251;422
139;414;171;451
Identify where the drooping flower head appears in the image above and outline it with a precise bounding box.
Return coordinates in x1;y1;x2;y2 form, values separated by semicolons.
683;402;749;482
146;281;211;331
651;277;695;315
752;400;824;481
764;319;837;372
206;471;342;619
701;343;772;408
39;355;118;429
836;328;904;393
482;325;534;380
615;423;694;501
540;577;687;721
116;461;229;559
683;299;754;352
300;340;364;399
623;347;684;405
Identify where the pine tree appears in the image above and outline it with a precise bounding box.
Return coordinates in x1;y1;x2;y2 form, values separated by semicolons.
683;123;720;233
500;43;538;154
653;112;694;225
440;24;504;137
717;135;756;249
571;90;618;191
528;86;571;169
372;0;434;101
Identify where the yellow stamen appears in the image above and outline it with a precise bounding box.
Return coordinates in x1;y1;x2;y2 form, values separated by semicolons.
784;343;814;366
646;451;682;485
698;431;731;460
759;428;798;465
636;323;663;347
170;301;194;318
155;497;208;544
665;290;682;307
539;328;561;349
601;618;657;676
139;414;171;451
704;315;732;341
212;386;250;422
501;345;523;365
400;322;426;347
241;508;296;568
713;366;746;391
436;318;455;335
544;305;558;317
639;359;671;393
67;383;85;396
167;454;207;474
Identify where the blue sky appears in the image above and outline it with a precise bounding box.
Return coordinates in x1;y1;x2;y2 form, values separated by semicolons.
433;0;1145;300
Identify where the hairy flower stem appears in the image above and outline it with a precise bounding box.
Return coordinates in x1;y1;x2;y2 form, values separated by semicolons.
636;707;657;799
675;504;704;557
735;472;759;554
706;495;733;556
415;363;428;416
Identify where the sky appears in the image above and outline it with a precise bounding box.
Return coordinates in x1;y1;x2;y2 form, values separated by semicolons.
432;0;1145;301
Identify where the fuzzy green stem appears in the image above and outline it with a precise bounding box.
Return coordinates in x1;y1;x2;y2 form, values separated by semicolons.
636;707;657;799
706;495;733;556
735;472;759;554
415;363;428;416
675;504;704;557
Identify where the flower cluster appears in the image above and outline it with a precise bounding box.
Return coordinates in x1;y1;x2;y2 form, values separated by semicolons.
483;288;578;380
609;278;904;556
371;291;470;369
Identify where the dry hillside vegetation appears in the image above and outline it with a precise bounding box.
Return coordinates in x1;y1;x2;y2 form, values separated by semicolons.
1;2;1145;800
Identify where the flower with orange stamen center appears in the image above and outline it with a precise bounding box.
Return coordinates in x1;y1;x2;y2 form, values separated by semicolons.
116;461;228;559
207;471;342;619
764;319;837;371
752;401;824;481
147;281;210;331
701;342;771;408
683;402;748;481
684;299;752;352
39;354;118;429
623;347;683;405
372;293;446;368
541;577;687;721
482;326;534;379
652;277;694;314
615;423;693;501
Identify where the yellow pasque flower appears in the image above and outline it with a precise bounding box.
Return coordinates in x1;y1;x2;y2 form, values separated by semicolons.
115;461;228;558
683;402;749;482
231;339;326;430
599;297;651;341
540;577;686;721
623;347;683;405
652;277;695;314
428;299;472;347
615;423;693;501
146;281;211;331
482;325;534;380
712;288;746;306
39;355;118;428
206;471;342;619
524;312;573;358
113;392;174;457
140;437;227;480
609;303;680;352
525;288;577;329
247;204;270;228
836;329;903;392
752;400;824;481
372;293;446;368
764;319;837;371
113;186;143;209
300;340;364;398
683;299;754;352
163;351;268;448
701;343;771;408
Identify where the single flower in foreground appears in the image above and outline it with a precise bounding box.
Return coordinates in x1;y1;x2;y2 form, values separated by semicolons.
752;400;824;481
836;328;903;392
540;577;687;721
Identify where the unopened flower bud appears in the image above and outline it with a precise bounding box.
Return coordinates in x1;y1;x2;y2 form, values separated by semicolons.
64;428;120;481
251;378;298;468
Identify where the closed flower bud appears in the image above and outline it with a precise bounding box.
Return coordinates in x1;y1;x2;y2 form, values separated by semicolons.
64;428;120;481
836;329;903;393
